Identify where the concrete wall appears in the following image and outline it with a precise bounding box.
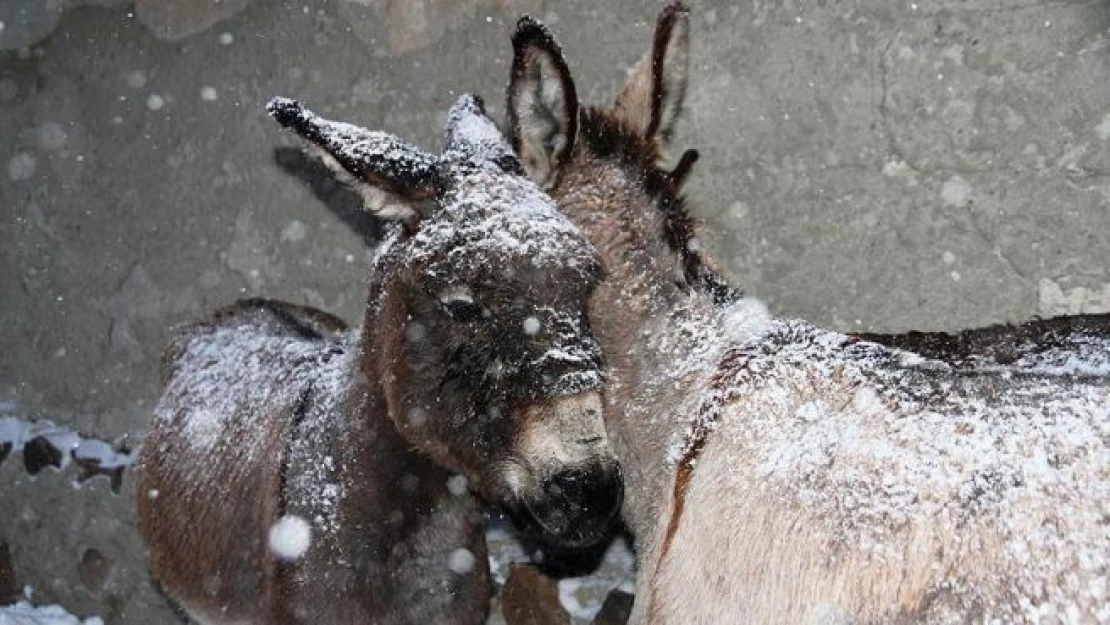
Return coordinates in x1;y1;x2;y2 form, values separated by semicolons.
1;0;1107;622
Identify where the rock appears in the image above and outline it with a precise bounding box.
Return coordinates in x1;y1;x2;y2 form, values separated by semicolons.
500;564;570;625
134;0;250;41
592;589;634;625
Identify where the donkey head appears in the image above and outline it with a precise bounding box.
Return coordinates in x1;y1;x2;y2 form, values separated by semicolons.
506;2;738;305
268;95;621;547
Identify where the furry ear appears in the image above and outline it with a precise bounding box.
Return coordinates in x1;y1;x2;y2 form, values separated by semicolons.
613;1;690;149
506;16;579;189
267;97;440;222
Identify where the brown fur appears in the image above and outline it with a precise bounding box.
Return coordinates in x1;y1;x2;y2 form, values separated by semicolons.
137;96;622;624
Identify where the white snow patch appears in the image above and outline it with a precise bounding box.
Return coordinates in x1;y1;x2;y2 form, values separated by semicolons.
0;601;103;625
556;536;637;621
522;316;541;336
125;70;146;89
405;406;427;428
484;518;635;620
721;297;773;345
942;250;956;265
1037;278;1110;316
280;219;306;242
268;515;312;560
200;86;218;102
8;152;36;181
0;417;27;448
1097;114;1110;141
447;548;477;574
218;32;234;45
940;175;972;208
72;438;131;469
446;474;468;497
0;415;134;475
146;94;164;111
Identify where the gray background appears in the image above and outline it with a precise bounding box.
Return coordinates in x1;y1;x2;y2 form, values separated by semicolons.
1;0;1108;622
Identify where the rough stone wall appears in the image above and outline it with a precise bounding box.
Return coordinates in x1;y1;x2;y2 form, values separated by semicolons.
0;1;1107;623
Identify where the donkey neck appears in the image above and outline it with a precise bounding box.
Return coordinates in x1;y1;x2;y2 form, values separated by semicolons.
337;353;458;550
553;158;751;536
294;261;482;606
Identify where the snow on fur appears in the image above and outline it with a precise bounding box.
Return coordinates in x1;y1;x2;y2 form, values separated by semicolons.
673;317;1110;621
412;96;600;278
154;305;354;535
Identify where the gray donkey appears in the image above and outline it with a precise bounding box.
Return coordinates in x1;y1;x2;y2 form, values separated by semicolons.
136;94;622;625
505;5;1110;624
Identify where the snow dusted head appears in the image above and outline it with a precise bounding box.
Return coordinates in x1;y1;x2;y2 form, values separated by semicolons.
267;94;621;548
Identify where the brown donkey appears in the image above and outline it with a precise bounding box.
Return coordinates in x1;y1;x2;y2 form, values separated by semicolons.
136;94;623;625
506;6;1110;624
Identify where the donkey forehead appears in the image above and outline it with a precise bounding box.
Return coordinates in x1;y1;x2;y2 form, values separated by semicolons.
411;170;600;281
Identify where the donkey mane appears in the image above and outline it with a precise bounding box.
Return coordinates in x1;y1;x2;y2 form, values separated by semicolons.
577;106;740;305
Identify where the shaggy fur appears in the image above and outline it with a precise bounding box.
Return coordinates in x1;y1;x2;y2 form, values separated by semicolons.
137;96;622;624
506;5;1110;624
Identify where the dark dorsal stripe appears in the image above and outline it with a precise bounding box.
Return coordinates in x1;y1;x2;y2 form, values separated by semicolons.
853;313;1110;368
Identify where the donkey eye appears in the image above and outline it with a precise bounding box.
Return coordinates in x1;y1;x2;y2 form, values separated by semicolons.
442;298;487;322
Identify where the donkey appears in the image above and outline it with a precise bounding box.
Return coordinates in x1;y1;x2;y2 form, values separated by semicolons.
505;6;1110;624
135;94;623;625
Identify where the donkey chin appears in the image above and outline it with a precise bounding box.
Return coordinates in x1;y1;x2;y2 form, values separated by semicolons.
499;392;624;548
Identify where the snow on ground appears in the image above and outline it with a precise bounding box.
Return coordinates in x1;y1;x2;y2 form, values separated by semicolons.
0;602;103;625
485;517;636;624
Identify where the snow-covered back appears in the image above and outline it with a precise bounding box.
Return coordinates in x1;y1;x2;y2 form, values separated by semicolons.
679;317;1109;621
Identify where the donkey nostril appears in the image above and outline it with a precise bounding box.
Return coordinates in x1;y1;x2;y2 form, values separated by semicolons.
576;435;603;445
544;468;586;501
543;466;622;518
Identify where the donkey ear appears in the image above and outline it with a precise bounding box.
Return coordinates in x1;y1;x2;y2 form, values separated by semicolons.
267;97;441;222
506;17;579;189
613;1;690;148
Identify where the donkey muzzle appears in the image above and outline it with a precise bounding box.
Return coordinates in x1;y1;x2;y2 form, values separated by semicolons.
508;392;624;547
531;458;623;547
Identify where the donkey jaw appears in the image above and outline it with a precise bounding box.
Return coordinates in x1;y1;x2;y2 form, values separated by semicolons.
500;392;624;547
